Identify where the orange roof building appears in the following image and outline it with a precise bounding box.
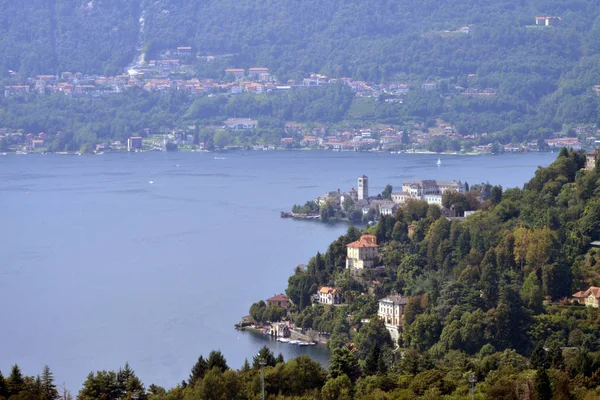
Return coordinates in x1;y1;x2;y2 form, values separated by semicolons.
346;234;379;269
318;286;341;305
573;286;600;308
266;293;289;309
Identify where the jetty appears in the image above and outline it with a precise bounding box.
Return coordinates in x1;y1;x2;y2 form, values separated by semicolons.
280;211;321;220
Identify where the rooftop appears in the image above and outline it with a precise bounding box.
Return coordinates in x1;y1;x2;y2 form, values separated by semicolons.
379;295;408;305
347;234;378;248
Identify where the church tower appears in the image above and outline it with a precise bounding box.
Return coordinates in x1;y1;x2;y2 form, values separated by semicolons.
358;175;368;200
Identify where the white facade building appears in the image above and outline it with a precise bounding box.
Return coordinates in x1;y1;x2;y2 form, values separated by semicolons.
318;286;341;305
392;179;466;206
377;295;409;342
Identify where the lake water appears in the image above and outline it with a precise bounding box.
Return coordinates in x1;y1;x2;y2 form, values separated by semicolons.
0;150;556;391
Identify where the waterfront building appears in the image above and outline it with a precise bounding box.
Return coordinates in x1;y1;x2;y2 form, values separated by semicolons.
266;294;289;309
318;286;341;305
358;175;369;200
377;295;409;342
346;234;378;269
127;136;142;151
392;179;465;205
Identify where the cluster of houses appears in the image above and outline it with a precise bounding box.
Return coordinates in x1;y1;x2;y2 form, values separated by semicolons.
316;175;468;218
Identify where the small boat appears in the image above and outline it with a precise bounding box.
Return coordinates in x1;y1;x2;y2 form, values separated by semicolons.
298;342;310;346
277;338;290;343
289;340;299;345
437;158;441;166
214;157;226;160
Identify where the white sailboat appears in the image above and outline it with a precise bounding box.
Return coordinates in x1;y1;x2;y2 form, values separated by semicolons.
437;158;441;166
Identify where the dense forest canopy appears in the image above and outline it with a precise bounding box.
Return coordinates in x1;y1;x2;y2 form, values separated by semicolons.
4;0;600;81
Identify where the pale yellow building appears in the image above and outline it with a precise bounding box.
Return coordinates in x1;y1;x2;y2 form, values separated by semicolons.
346;234;379;269
573;286;600;308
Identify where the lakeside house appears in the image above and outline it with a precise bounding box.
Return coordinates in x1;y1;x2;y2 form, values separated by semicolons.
377;295;409;342
572;287;600;308
318;286;341;305
266;294;289;309
346;234;379;269
127;136;142;151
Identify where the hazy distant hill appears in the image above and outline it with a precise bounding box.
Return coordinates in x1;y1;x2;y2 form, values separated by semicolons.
2;0;600;82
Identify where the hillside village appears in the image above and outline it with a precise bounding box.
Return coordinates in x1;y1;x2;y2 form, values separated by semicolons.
3;31;600;155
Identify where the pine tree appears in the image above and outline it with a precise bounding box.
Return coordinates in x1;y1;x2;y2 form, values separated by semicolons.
7;364;24;397
275;353;284;364
530;342;548;369
40;365;59;400
189;355;208;385
253;346;276;369
0;370;8;399
117;362;134;397
207;350;229;372
241;359;251;372
364;344;381;376
536;368;552;400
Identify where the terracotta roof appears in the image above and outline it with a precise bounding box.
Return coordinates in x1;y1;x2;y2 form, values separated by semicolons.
318;286;337;295
573;287;600;298
267;294;288;302
347;234;378;248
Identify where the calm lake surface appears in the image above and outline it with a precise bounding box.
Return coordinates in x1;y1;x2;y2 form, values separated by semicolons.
0;150;556;390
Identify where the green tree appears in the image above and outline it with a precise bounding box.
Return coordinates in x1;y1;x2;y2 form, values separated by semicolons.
329;347;361;382
207;351;228;372
521;271;544;312
213;130;231;149
78;370;120;400
530;342;548;370
40;365;58;400
253;346;277;369
536;368;552;400
7;365;24;398
354;318;393;360
0;370;7;399
382;184;393;200
189;356;208;386
321;374;352;400
282;355;326;396
405;313;442;352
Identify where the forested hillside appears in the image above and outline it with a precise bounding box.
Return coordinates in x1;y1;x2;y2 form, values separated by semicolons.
2;0;600;149
4;0;600;82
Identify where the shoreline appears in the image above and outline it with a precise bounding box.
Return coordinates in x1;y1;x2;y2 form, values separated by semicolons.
1;148;555;157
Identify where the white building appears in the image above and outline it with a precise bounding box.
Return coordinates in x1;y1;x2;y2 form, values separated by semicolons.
392;179;466;206
378;295;409;342
318;286;341;305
